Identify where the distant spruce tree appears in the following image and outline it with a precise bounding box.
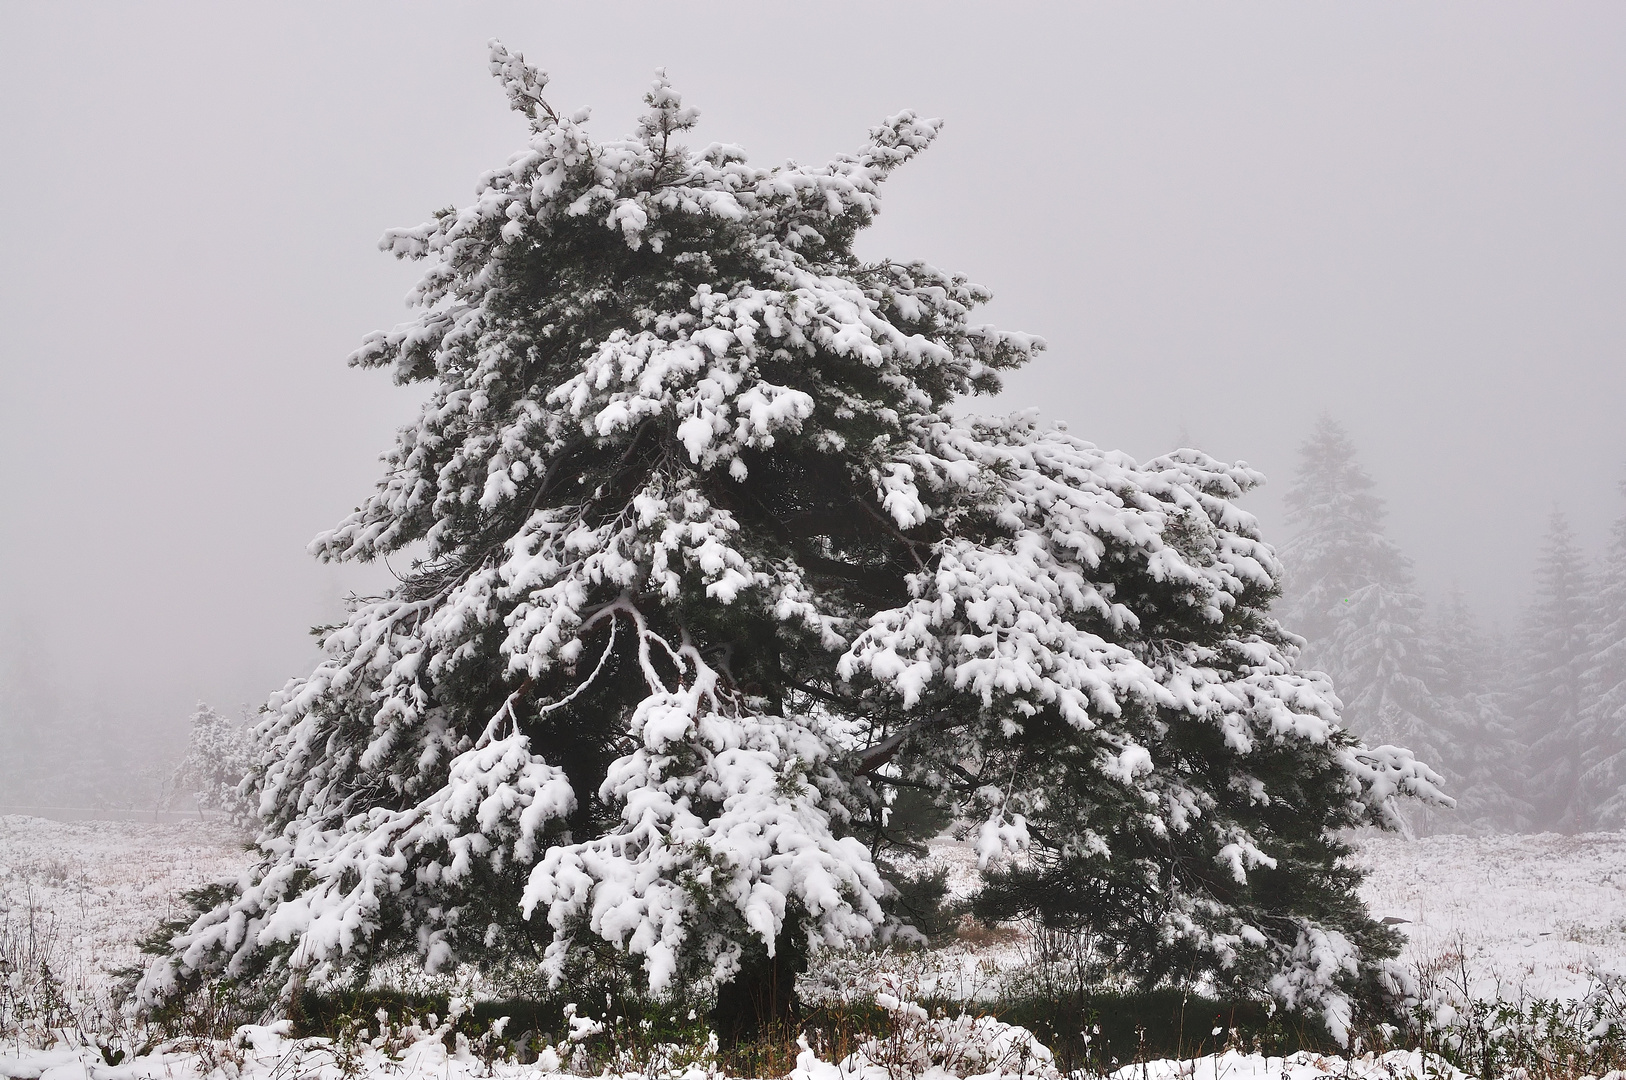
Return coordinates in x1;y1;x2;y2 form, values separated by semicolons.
1423;589;1533;833
1278;418;1411;646
139;46;1446;1043
1279;419;1438;758
1512;512;1594;832
1579;490;1626;829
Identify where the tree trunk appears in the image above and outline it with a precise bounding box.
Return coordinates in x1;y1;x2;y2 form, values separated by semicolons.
712;918;807;1047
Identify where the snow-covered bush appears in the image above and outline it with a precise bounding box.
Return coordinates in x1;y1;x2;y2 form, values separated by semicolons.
0;899;129;1054
0;902;70;1048
1397;959;1626;1080
793;974;1057;1080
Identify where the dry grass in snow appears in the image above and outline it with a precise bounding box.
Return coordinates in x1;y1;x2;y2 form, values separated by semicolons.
2;816;1625;1080
0;815;248;1018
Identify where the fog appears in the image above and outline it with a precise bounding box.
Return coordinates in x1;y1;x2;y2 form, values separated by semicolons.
3;3;1623;799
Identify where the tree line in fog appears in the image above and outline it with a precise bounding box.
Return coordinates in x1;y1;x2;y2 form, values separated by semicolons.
1279;416;1626;834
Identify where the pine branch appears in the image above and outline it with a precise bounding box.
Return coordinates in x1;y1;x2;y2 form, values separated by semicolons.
856;711;965;774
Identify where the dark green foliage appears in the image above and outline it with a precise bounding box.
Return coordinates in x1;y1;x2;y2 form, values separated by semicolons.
997;987;1339;1072
287;982;1344;1076
141;47;1437;1043
712;919;808;1046
971;704;1405;999
883;865;956;943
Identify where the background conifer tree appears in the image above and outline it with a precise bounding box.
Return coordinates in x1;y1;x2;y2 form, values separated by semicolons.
1579;489;1626;829
1423;589;1532;833
1513;512;1594;832
166;703;259;828
1279;418;1438;758
140;47;1446;1042
1278;418;1411;646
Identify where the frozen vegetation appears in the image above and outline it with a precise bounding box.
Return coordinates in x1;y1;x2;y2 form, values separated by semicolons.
2;818;1616;1020
0;817;247;1035
3;816;1623;1079
105;42;1454;1053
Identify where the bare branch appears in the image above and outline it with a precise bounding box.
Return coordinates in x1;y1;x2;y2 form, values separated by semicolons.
855;710;964;774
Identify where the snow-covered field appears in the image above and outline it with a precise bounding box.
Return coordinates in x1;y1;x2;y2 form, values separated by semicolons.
0;815;247;1025
2;816;1623;1078
3;815;1624;1008
0;1016;1504;1080
1353;830;1626;1002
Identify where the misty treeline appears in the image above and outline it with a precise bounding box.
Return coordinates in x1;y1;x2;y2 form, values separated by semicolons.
1279;416;1626;835
0;689;232;815
0;642;182;811
0;692;254;817
1;416;1619;837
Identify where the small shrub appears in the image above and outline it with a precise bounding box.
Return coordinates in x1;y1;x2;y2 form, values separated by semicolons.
1410;976;1626;1080
954;917;1024;949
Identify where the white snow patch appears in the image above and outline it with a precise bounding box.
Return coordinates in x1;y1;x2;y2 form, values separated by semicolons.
1353;830;1626;1001
0;816;249;1002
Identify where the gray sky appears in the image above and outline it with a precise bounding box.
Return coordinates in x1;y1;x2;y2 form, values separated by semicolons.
3;3;1624;757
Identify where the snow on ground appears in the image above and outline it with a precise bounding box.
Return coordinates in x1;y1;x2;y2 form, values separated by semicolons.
1353;830;1626;1001
0;815;249;1008
2;816;1623;1011
3;816;1623;1011
0;1021;1500;1080
0;819;1619;1080
2;816;1625;1080
888;830;1626;1005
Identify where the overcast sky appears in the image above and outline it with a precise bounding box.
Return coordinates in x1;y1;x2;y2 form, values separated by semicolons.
3;3;1624;757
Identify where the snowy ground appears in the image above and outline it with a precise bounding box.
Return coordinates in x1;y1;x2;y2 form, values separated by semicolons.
0;815;247;1022
1353;830;1626;1001
891;830;1626;1005
0;1019;1502;1080
2;816;1624;1078
2;816;1623;1009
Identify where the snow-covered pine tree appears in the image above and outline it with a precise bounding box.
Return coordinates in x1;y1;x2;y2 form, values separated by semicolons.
1578;489;1626;829
167;702;259;828
1278;418;1410;647
1423;589;1532;832
139;46;1445;1041
1278;418;1439;760
1512;512;1594;832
